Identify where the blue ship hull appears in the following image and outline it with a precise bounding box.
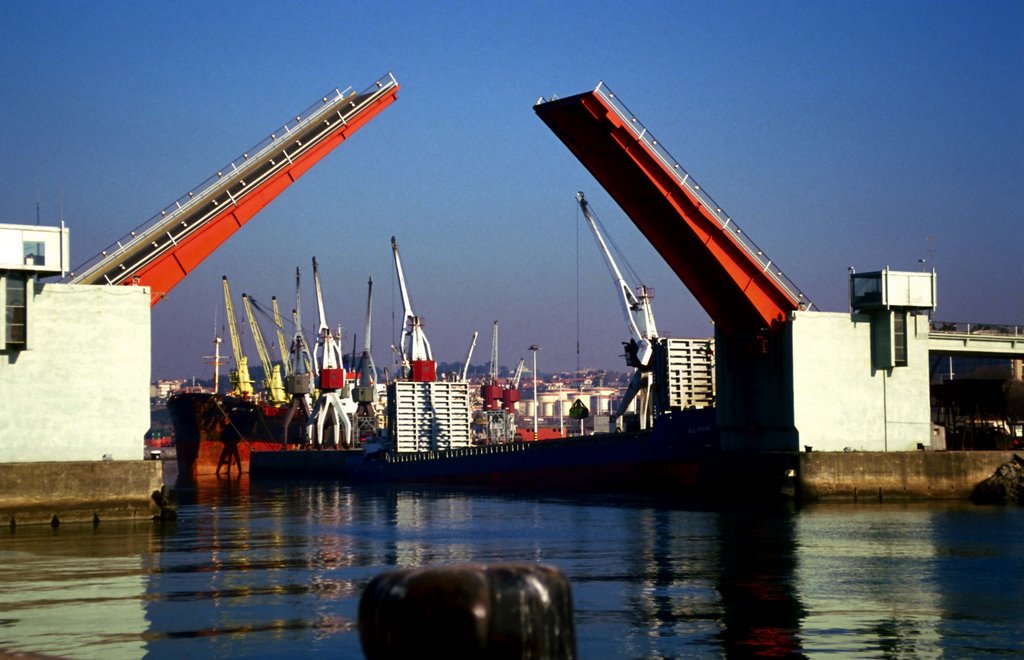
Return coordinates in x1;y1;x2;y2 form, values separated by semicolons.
251;408;718;492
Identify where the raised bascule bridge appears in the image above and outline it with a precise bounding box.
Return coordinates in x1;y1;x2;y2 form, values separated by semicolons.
534;82;812;338
66;73;400;305
535;82;1022;455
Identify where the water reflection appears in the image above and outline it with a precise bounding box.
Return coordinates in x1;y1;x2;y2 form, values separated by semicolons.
716;508;806;657
1;483;1021;658
0;521;154;658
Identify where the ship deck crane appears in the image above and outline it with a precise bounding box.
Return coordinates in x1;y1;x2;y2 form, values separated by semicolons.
283;266;314;443
500;356;525;441
352;277;380;443
67;74;399;305
242;293;287;405
481;321;502;411
577;192;658;367
222;276;253;398
308;257;352;448
481;321;506;442
576;193;658;429
391;236;435;381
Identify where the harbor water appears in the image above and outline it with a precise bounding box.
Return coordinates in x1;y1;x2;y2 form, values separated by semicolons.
1;475;1022;659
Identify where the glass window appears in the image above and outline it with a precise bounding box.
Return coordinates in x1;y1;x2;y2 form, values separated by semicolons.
5;274;26;347
23;241;45;266
893;312;907;367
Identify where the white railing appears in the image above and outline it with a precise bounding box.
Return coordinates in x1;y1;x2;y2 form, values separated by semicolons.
68;73;398;285
591;81;815;311
930;322;1021;337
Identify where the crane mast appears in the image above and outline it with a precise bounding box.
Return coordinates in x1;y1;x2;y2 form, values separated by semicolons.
222;276;253;398
489;321;499;382
353;277;380;443
242;293;286;404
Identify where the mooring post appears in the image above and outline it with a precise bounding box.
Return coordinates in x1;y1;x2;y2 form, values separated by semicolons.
359;562;576;659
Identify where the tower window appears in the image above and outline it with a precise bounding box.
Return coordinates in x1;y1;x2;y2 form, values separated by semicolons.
893;312;907;367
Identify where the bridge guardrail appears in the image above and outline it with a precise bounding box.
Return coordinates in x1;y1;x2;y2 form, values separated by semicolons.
591;82;815;312
930;322;1021;337
67;73;399;285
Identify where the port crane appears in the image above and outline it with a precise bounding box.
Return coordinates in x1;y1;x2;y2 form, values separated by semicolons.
66;73;399;305
222;276;254;398
241;293;287;405
502;357;525;441
576;192;658;429
282;267;314;443
481;321;506;441
391;236;435;381
308;257;352;448
352;277;380;443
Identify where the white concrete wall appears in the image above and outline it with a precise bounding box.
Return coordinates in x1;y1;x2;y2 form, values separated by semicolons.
0;282;150;462
789;310;932;451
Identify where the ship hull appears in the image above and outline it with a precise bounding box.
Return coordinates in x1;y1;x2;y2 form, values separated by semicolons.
251;407;720;492
167;392;306;479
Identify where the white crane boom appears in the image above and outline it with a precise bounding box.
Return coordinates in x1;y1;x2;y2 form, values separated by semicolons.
311;256;343;373
391;236;433;366
510;357;525;389
576;192;658;366
462;330;479;381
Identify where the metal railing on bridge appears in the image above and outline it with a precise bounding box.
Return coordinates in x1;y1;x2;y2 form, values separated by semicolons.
929;321;1024;358
590;82;815;313
67;73;399;289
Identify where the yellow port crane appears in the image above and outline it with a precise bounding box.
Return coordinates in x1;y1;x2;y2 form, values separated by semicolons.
222;275;254;398
242;293;287;405
271;296;291;378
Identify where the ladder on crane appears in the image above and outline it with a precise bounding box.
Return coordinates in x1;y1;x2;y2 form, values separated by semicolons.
68;73;399;305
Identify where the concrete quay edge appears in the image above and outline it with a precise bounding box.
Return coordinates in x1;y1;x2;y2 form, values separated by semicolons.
793;450;1016;502
0;460;168;526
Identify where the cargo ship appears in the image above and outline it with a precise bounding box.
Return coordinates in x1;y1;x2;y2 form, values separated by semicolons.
167;390;308;478
251;406;719;491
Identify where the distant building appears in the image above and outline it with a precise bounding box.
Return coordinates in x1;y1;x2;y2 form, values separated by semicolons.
152;379;188;401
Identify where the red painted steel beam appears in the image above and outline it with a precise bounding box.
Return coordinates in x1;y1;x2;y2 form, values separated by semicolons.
144;87;397;305
535;91;799;335
86;82;399;306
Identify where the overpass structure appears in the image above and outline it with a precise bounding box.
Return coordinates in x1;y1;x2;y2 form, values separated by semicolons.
928;323;1024;359
534;82;813;336
67;73;399;305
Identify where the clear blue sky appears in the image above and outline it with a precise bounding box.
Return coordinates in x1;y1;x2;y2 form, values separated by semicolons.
2;0;1021;380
